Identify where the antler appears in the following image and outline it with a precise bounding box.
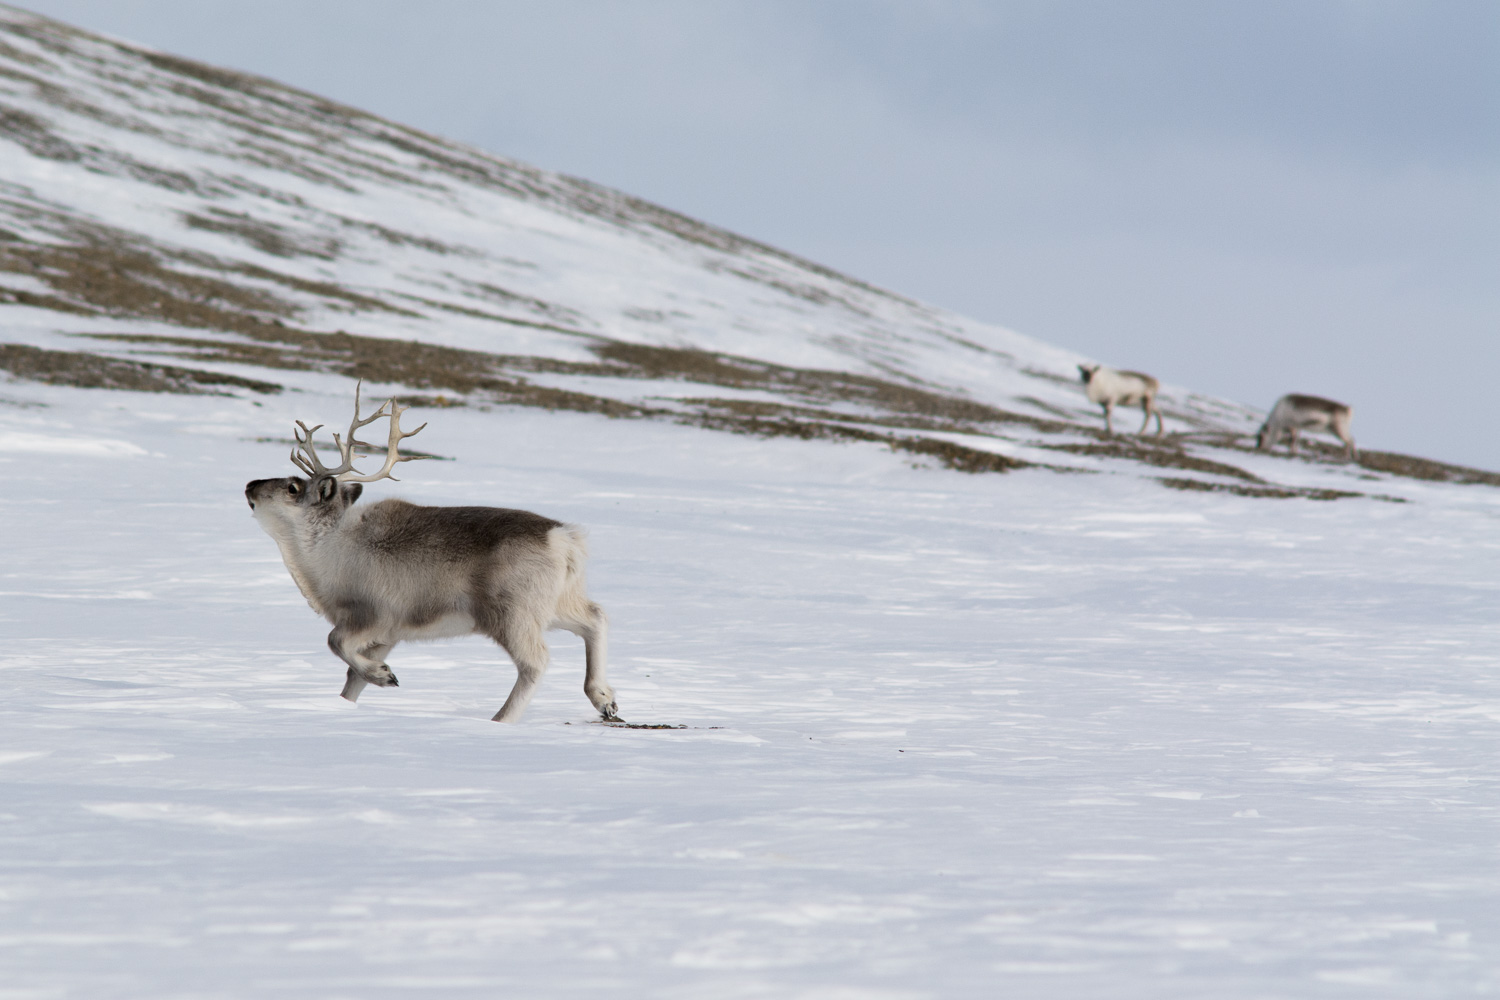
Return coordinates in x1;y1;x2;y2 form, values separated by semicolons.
290;381;429;484
336;396;428;484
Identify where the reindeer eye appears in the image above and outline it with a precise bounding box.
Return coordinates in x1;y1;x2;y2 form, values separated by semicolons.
287;481;301;496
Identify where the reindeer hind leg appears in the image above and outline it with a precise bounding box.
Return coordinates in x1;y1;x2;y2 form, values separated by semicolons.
1334;414;1356;460
561;602;617;720
491;616;552;723
1139;398;1161;436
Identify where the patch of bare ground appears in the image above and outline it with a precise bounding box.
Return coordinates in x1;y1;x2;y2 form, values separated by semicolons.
1039;437;1264;482
891;436;1026;473
1017;395;1081;420
1157;477;1405;503
440;275;586;325
1208;434;1500;488
0;204;416;330
77;330;659;419
0;342;279;394
0;235;286;329
685;404;1026;473
678;396;993;436
1355;450;1500;487
181;209;342;260
589;341;1061;428
383;291;590;335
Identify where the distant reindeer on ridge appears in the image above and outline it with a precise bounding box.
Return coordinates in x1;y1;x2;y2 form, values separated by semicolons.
1077;364;1163;436
245;385;618;723
1256;394;1355;460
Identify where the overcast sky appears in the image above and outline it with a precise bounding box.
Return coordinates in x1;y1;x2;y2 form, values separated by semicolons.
18;1;1500;467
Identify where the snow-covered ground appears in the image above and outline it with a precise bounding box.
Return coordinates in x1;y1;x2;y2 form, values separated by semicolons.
2;380;1497;998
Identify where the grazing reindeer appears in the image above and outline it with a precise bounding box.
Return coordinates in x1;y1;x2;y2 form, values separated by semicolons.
1256;394;1355;460
244;386;618;723
1077;364;1163;436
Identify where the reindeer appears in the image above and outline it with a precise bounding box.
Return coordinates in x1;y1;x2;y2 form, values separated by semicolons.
244;385;618;723
1077;364;1163;436
1256;394;1355;460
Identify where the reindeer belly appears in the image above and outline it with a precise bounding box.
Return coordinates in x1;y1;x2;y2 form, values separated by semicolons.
1088;382;1148;406
1289;413;1334;431
401;610;477;640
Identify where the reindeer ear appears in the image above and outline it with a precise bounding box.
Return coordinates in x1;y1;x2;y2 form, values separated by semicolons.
317;476;339;502
341;483;363;505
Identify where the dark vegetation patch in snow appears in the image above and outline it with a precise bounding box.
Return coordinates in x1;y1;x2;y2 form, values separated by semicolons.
76;330;659;419
1041;438;1265;483
0;341;279;395
0;104;77;161
0;210;410;329
1187;430;1500;487
1353;450;1500;487
439;276;584;324
181;209;342;261
1157;477;1390;503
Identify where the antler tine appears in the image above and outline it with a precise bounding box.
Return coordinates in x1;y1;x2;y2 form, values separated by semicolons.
330;380;392;469
290;420;338;478
336;397;431;485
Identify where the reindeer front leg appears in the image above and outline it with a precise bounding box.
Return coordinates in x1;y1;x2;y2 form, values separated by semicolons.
327;620;399;700
1101;401;1114;435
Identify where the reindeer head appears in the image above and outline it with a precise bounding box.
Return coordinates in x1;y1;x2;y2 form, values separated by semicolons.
1254;422;1271;451
246;383;428;534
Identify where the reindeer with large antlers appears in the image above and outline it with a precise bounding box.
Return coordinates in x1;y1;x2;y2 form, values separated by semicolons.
245;385;618;723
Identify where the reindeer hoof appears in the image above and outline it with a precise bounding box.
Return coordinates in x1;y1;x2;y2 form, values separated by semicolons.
363;664;399;688
599;702;620;721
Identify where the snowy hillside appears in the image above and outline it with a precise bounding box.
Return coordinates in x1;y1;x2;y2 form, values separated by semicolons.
1;5;1494;498
1;7;1498;999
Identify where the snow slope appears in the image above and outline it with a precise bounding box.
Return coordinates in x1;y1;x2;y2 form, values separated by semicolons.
1;7;1498;998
